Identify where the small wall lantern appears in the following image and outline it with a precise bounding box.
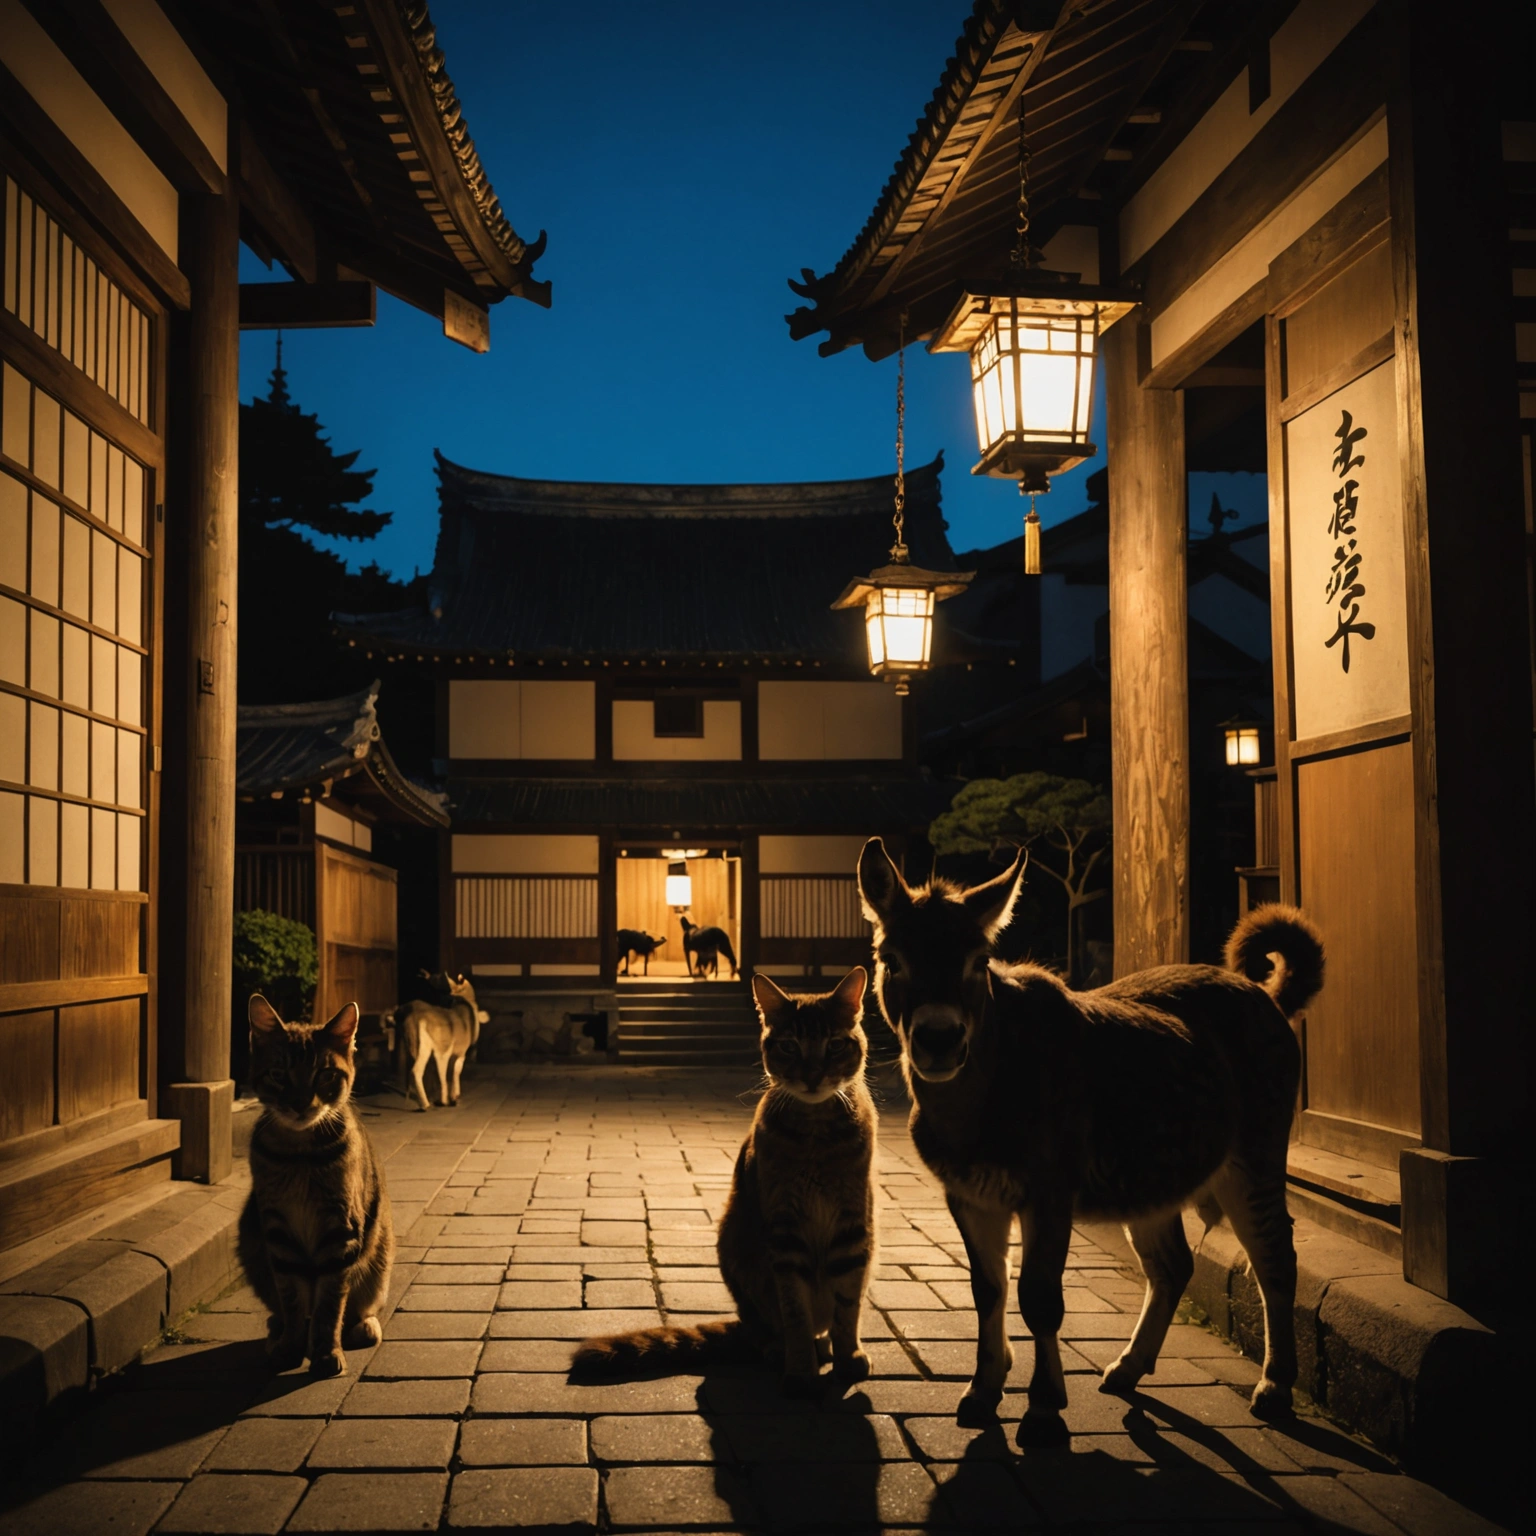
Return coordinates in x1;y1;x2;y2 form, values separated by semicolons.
665;860;693;908
1222;719;1262;767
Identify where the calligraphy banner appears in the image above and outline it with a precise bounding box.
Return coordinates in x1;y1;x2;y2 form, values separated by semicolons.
1285;359;1409;740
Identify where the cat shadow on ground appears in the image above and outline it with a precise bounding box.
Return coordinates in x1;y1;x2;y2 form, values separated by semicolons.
0;1332;374;1511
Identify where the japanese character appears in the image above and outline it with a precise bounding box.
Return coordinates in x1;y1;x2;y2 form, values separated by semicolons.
1333;411;1367;477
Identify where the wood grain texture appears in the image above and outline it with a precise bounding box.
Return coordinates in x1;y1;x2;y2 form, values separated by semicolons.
60;893;140;978
57;996;139;1123
0;1008;53;1141
1267;162;1390;321
1105;319;1189;974
1297;741;1420;1135
1282;241;1395;402
0;894;60;984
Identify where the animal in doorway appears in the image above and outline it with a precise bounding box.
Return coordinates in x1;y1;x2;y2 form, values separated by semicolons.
574;968;875;1390
617;929;666;975
387;972;483;1110
680;915;737;978
856;837;1321;1448
240;996;394;1377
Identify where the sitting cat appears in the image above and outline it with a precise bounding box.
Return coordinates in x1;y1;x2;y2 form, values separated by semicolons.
575;967;876;1393
239;995;394;1377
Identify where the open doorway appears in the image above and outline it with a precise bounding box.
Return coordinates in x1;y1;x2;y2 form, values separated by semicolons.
615;847;740;979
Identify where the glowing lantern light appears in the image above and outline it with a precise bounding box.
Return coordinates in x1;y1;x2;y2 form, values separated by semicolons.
1222;720;1262;767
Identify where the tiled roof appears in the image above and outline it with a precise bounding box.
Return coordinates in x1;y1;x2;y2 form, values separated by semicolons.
335;452;957;663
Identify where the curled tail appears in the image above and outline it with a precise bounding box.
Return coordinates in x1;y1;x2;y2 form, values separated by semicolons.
1225;903;1325;1018
571;1317;757;1376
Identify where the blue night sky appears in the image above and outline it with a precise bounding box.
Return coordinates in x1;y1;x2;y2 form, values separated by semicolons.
238;1;1265;579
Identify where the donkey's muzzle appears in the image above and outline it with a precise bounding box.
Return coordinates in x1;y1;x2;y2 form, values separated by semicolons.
910;1021;968;1078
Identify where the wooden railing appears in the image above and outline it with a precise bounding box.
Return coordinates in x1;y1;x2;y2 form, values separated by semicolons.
760;876;869;939
455;875;599;938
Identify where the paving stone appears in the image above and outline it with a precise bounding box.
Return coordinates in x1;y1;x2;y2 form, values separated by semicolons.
0;1479;180;1536
508;1247;647;1266
930;1459;1041;1528
1131;1382;1265;1428
395;1284;500;1311
1339;1471;1506;1536
903;1417;1019;1461
383;1311;489;1340
473;1372;705;1415
76;1424;227;1480
862;1340;922;1376
488;1308;661;1338
506;1264;584;1281
589;1412;717;1462
1150;1427;1312;1474
365;1340;483;1378
414;1264;506;1285
497;1280;584;1309
457;1418;588;1466
576;1198;647;1219
309;1418;458;1469
446;1468;598;1531
423;1248;513;1265
748;1461;938;1530
286;1472;449;1532
868;1279;945;1310
200;1416;324;1472
479;1338;578;1372
604;1464;754;1529
178;1309;269;1342
658;1281;733;1311
583;1279;654;1308
717;1412;908;1462
155;1473;307;1534
580;1221;647;1244
340;1378;471;1416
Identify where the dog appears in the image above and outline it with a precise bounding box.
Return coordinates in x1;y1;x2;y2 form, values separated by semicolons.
387;972;484;1111
857;837;1322;1447
679;916;738;979
617;930;666;975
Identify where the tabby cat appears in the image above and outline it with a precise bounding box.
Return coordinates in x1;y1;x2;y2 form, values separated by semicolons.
239;995;394;1377
575;967;877;1393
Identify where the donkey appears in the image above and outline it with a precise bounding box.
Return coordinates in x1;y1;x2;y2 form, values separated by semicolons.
856;838;1321;1447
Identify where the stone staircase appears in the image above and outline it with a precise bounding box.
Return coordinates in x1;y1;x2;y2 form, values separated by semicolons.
617;980;761;1067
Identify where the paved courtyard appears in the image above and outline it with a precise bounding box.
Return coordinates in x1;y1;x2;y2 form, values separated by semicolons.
2;1065;1500;1535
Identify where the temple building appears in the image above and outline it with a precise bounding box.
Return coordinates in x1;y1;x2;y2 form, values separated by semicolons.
335;453;958;1042
0;0;545;1246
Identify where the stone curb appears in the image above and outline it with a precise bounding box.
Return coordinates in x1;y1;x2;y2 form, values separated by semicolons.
1178;1208;1511;1498
0;1178;247;1422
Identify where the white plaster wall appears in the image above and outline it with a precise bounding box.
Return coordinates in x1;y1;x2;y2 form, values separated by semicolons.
613;699;742;760
453;834;600;875
759;681;902;760
100;0;226;170
758;835;868;876
449;680;594;760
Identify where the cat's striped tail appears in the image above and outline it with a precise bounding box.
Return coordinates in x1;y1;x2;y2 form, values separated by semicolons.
1224;904;1325;1018
571;1318;757;1376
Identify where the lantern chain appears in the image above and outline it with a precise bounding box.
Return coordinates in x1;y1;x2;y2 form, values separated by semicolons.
1009;95;1033;271
892;309;908;560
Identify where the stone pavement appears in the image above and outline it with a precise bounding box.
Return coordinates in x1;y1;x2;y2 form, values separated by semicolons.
0;1066;1504;1535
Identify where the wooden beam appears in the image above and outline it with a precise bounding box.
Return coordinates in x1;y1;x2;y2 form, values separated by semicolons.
1130;7;1386;317
0;60;189;309
20;0;225;195
238;280;375;330
236;123;317;285
1105;318;1188;974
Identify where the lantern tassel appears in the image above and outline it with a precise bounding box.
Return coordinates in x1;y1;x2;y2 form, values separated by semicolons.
1023;496;1042;576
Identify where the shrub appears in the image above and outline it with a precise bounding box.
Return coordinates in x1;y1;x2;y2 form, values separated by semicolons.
233;909;317;1022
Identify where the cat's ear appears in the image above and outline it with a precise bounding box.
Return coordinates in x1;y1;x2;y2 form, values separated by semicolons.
831;967;867;1017
249;994;283;1033
963;847;1029;940
751;972;791;1026
858;838;911;925
322;1002;359;1051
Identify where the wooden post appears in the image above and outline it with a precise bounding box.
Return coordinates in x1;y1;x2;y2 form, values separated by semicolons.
163;176;239;1183
1389;4;1534;1303
1105;319;1189;975
739;833;760;978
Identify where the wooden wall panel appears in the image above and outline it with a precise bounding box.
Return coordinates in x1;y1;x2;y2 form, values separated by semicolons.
0;892;59;982
57;996;139;1122
1297;741;1420;1134
60;894;140;976
0;1008;53;1139
1282;239;1393;397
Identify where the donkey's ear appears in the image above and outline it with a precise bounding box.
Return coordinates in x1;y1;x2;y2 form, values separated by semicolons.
963;847;1029;941
249;994;284;1033
322;1002;359;1050
751;972;791;1025
858;838;911;924
831;966;867;1016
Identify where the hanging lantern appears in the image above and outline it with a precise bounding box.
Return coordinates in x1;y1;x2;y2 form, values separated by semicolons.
665;860;693;908
1221;719;1262;767
833;314;972;695
927;100;1135;566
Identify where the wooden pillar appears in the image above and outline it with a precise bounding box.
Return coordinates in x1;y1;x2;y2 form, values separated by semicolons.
163;177;239;1182
598;830;618;985
1389;3;1534;1303
738;833;760;977
1104;319;1189;975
